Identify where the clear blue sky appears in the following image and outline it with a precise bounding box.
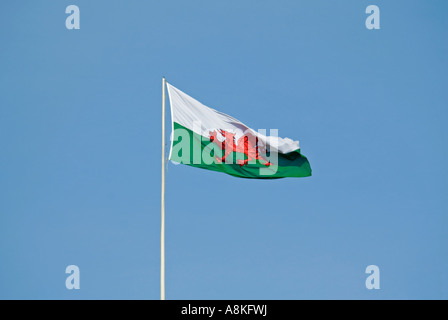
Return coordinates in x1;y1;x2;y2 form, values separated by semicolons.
1;1;447;300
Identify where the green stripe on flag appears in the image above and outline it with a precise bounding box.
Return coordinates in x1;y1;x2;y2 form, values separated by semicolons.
170;122;312;179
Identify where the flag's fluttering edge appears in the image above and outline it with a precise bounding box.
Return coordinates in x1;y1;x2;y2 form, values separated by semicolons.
166;83;312;179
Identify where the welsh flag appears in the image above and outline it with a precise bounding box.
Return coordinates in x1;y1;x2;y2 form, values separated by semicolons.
166;83;312;179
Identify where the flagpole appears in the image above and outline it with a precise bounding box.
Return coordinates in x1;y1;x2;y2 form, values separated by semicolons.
161;76;166;300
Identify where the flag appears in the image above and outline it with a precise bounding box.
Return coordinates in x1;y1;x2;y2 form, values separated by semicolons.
166;83;312;179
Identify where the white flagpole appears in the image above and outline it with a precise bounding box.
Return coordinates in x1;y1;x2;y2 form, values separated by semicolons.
161;77;166;300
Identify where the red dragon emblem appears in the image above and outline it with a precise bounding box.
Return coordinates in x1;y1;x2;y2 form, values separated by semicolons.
209;129;271;167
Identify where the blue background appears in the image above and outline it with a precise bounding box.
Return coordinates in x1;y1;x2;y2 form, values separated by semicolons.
0;1;447;299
